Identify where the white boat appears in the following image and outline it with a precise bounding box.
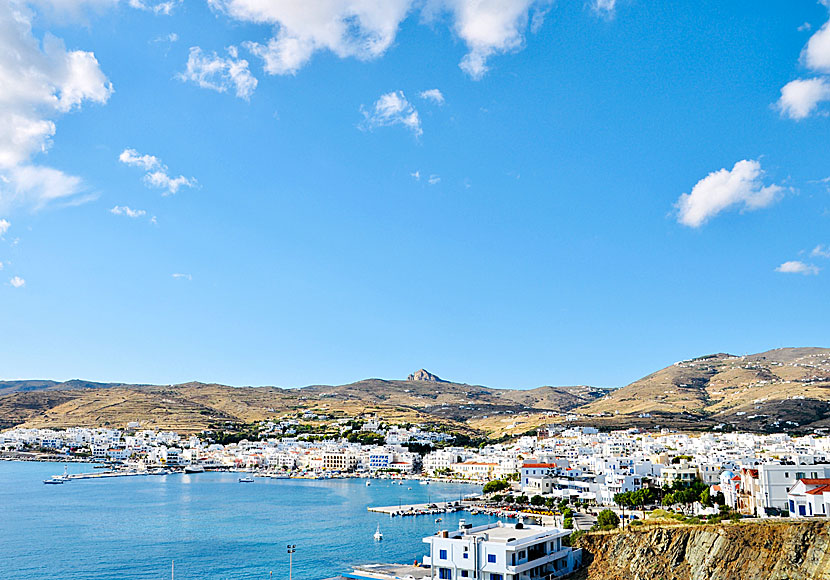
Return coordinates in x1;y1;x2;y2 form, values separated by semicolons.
373;525;383;541
184;464;205;473
366;480;371;486
238;476;255;483
43;477;64;485
420;481;429;485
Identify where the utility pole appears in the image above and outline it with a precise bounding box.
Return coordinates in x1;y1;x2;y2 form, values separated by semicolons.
287;544;296;580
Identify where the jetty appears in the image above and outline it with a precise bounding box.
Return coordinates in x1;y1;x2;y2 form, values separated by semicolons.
368;500;463;517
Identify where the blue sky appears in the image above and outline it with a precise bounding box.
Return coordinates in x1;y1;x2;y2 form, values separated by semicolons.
1;0;829;390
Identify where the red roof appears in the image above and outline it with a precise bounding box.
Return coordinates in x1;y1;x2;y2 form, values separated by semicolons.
801;478;830;485
805;485;830;495
523;463;558;468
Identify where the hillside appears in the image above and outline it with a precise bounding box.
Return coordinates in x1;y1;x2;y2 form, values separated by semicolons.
0;373;606;434
4;348;830;435
576;348;830;432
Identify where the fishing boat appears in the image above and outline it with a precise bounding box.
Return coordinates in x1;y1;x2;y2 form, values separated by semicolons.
238;476;255;483
373;525;383;541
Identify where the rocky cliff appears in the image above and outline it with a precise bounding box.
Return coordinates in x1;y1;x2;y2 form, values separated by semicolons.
574;521;830;580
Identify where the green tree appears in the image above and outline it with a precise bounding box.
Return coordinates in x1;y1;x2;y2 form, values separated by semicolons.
596;509;620;530
530;495;545;506
563;517;573;529
483;479;510;494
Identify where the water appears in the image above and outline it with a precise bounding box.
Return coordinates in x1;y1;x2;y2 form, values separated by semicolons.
0;462;495;580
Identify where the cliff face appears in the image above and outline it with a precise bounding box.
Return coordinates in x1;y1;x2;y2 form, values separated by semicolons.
575;521;830;580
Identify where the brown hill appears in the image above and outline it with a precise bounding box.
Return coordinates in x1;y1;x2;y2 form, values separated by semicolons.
577;347;830;431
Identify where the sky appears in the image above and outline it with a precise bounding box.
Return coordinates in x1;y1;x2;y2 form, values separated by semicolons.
1;0;829;390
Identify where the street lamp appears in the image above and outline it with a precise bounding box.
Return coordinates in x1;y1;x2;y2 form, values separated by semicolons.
287;544;297;580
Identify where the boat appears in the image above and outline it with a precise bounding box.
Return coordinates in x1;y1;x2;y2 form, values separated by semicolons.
184;464;205;473
420;481;429;485
373;525;383;541
435;517;442;523
366;480;371;486
44;466;69;484
238;476;255;483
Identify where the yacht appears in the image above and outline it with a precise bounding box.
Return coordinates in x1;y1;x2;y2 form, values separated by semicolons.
44;466;69;484
184;464;205;473
373;525;383;541
238;476;255;483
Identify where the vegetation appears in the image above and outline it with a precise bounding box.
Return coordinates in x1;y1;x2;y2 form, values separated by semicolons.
595;509;620;530
482;479;511;494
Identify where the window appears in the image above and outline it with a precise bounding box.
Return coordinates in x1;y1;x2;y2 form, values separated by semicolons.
518;551;525;559
463;553;468;559
439;569;452;580
491;575;502;580
488;555;496;563
440;550;447;560
461;572;468;578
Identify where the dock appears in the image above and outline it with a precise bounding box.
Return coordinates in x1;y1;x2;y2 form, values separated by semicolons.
368;501;461;516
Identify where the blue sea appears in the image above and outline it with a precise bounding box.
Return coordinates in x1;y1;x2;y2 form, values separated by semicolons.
0;461;495;580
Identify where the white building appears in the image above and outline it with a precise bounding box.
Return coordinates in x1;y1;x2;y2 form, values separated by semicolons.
787;478;830;518
423;521;580;580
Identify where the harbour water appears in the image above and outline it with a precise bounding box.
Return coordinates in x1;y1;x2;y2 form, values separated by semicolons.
0;461;495;580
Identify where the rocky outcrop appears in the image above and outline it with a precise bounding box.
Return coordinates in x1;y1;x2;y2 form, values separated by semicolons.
407;369;447;383
574;521;830;580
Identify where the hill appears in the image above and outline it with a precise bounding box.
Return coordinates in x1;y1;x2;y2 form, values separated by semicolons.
576;347;830;432
0;372;606;435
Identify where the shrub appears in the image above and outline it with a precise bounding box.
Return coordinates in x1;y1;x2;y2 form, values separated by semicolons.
563;517;573;529
596;509;620;530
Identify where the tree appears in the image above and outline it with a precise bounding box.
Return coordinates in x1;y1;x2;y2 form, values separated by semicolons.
483;479;510;494
530;495;545;506
563;517;573;529
596;509;620;530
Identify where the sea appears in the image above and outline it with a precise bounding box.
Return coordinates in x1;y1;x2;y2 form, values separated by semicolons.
0;461;497;580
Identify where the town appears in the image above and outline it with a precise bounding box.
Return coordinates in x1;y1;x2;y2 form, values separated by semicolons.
5;416;830;521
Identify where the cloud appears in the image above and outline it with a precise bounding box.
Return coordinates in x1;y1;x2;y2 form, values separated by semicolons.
420;89;445;105
428;174;441;185
171;272;192;280
675;160;783;228
210;0;412;75
119;148;196;195
411;170;420;180
360;91;422;136
0;219;9;236
0;262;3;270
110;205;146;218
592;0;616;15
9;276;25;288
776;260;820;275
425;0;549;79
0;2;112;212
812;244;830;258
179;46;258;100
804;20;830;73
212;0;554;79
799;22;812;32
777;78;830;120
118;148;161;171
128;0;180;15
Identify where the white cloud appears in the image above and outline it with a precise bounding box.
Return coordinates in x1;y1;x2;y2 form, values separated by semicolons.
777;78;830;120
179;46;258;100
776;260;820;275
9;275;25;288
144;171;195;194
128;0;180;15
799;22;812;33
425;0;548;79
171;272;192;280
420;89;445;105
360;91;422;136
213;0;553;79
119;148;161;171
0;218;9;236
428;174;441;185
812;244;830;258
119;148;196;195
210;0;412;75
411;170;421;180
592;0;616;15
0;2;112;212
675;160;783;228
110;205;146;218
0;262;3;270
804;20;830;73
